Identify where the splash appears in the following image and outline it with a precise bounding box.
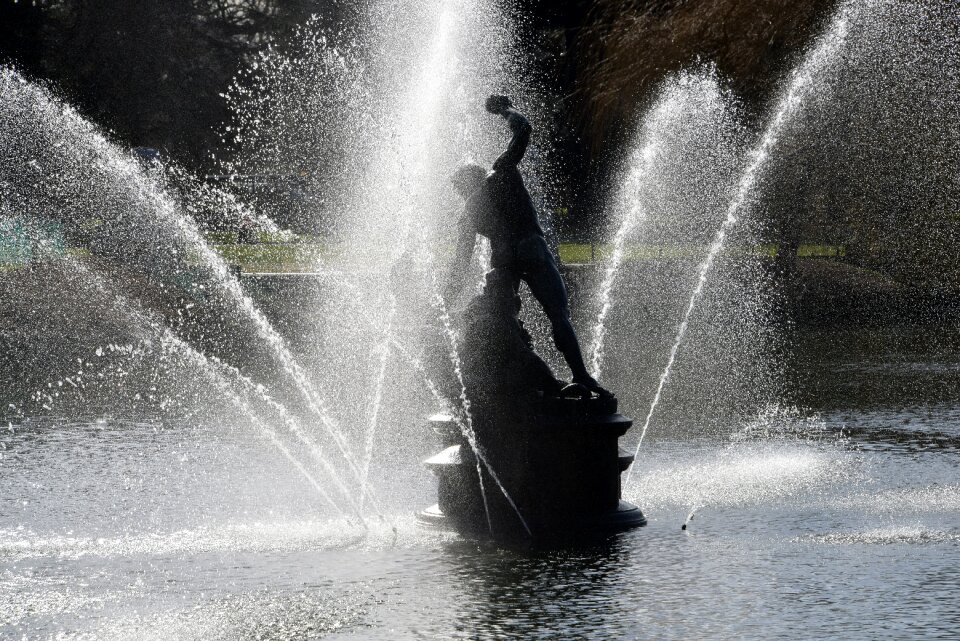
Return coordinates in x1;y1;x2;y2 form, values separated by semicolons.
0;67;381;505
588;138;658;380
586;69;759;430
427;261;533;537
625;6;857;482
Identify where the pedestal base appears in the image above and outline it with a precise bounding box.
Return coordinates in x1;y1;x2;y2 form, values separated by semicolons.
418;396;647;544
417;499;647;537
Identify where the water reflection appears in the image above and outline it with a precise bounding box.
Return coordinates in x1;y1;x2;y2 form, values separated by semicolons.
441;538;634;639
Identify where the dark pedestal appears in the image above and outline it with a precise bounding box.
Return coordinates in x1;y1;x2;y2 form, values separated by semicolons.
418;396;646;544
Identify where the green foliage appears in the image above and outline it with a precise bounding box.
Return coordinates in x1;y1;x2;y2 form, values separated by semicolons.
212;241;336;273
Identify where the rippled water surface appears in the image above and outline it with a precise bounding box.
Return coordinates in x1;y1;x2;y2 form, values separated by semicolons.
3;328;960;640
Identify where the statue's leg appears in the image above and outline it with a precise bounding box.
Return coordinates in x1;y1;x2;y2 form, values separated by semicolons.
517;238;593;383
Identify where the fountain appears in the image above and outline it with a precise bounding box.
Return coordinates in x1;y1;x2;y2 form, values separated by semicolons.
417;270;646;542
2;0;953;533
0;0;567;540
2;0;960;633
623;5;863;478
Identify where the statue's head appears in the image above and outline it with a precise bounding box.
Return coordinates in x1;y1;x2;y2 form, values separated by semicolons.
451;163;487;200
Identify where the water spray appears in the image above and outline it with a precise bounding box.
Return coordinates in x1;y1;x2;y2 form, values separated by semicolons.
681;505;700;531
625;6;855;486
428;270;533;538
589;140;659;379
54;258;373;524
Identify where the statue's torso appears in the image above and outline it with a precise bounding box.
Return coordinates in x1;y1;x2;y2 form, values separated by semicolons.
468;166;544;268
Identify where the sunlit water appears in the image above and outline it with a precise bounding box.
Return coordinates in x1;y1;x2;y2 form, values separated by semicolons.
4;328;960;640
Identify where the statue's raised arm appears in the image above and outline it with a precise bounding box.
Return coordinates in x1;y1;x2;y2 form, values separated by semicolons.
486;94;531;170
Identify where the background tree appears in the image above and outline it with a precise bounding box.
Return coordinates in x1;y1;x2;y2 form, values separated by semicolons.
1;0;353;169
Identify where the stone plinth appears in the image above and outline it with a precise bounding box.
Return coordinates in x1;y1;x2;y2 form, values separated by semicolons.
418;395;646;543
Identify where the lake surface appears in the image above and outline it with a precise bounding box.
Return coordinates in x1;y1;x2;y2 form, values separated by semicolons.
2;326;959;640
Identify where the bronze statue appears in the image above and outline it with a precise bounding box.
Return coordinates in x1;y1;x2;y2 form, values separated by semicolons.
458;269;564;402
446;95;610;398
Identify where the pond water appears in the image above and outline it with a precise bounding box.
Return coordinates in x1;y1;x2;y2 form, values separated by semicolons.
2;326;959;640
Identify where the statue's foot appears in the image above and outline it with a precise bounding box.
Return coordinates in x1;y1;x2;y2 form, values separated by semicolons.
561;382;591;399
573;375;614;399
